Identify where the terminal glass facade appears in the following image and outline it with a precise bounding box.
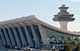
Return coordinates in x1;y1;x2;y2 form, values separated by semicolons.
0;24;42;48
42;25;80;44
0;23;80;49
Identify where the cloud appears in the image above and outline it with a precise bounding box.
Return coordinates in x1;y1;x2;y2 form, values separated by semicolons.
56;2;67;5
74;15;80;18
68;22;80;32
69;0;80;2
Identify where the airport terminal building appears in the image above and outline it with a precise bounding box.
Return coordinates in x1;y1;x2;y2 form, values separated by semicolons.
0;15;80;49
0;5;80;50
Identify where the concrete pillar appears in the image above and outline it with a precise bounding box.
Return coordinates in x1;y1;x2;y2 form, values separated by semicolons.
59;21;68;30
12;27;21;48
7;28;15;46
30;24;40;48
17;26;27;47
23;25;34;47
38;24;49;44
0;29;6;47
3;28;11;45
0;29;4;48
0;38;3;48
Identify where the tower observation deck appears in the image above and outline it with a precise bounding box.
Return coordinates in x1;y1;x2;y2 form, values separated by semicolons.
53;4;75;30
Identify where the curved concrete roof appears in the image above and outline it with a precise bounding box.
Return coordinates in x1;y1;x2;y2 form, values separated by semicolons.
0;15;80;36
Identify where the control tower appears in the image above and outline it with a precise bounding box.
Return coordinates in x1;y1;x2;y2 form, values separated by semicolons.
53;4;75;30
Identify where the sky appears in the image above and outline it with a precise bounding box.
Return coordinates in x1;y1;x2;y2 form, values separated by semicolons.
0;0;80;32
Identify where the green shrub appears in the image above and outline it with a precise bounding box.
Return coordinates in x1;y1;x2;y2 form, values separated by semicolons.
64;42;72;51
72;40;78;45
